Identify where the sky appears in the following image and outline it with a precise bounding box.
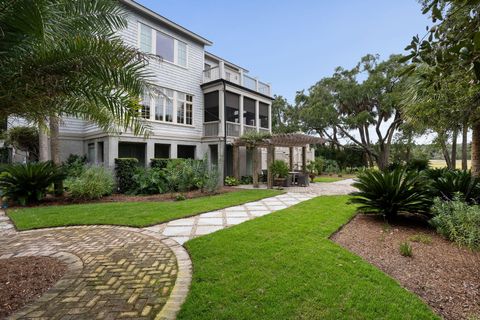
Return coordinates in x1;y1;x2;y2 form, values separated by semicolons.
136;0;431;103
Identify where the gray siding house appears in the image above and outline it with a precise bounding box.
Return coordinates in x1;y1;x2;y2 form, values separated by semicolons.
11;0;275;181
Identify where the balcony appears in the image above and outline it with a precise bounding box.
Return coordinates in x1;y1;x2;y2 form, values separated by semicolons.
203;65;271;96
203;121;271;138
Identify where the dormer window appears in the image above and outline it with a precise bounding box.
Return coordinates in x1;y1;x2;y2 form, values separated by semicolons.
138;22;188;68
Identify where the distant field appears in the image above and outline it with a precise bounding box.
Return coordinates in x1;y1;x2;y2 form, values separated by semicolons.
429;159;471;169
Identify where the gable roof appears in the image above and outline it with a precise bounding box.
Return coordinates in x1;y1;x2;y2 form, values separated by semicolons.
120;0;213;46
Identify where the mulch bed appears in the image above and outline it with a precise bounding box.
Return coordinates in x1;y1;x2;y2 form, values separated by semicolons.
0;256;67;318
331;214;480;320
9;187;238;208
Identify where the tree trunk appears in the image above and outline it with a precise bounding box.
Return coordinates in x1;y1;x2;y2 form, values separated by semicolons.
440;137;452;169
451;128;458;170
252;147;259;188
462;122;468;170
38;122;49;162
49;115;63;196
472;121;480;176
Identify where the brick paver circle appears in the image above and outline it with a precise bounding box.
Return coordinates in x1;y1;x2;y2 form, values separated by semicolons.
0;227;178;319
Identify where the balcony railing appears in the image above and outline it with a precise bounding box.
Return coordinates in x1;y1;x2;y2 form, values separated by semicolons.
226;122;241;137
203;121;271;138
203;65;271;96
203;121;220;137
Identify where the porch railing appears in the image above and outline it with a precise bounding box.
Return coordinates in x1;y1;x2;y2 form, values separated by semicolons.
226;122;241;137
203;121;220;137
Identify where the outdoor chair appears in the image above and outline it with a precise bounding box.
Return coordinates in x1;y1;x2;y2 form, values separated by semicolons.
297;173;309;187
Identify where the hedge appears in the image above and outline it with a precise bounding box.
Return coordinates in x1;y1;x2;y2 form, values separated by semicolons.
114;158;138;193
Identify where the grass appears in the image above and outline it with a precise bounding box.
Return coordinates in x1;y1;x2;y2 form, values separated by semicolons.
429;159;471;169
408;234;433;244
314;176;348;183
179;196;438;320
8;189;282;230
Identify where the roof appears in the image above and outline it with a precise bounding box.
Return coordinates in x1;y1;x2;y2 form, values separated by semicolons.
120;0;213;46
234;133;326;147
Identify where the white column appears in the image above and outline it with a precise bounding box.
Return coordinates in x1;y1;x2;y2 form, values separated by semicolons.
219;60;225;80
219;89;225;137
268;103;272;133
146;140;155;166
255;100;260;132
239;94;244;135
170;142;178;159
107;136;119;168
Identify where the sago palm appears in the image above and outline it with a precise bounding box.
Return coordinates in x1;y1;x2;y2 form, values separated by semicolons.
350;168;433;220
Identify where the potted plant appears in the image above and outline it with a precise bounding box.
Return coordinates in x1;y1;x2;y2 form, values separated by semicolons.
269;160;290;187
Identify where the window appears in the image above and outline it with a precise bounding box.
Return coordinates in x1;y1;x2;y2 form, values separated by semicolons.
259;102;269;129
243;97;256;126
97;142;104;163
225;92;240;123
155;95;164;121
138;23;188;67
141;87;193;125
177;41;187;67
186;95;193;125
118;142;146;167
140;92;151;119
139;23;152;53
177;145;196;159
165;89;174;122
87;143;95;163
154;144;170;158
156;31;174;63
204;91;219;122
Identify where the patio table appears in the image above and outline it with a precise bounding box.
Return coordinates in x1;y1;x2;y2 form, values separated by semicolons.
289;171;299;185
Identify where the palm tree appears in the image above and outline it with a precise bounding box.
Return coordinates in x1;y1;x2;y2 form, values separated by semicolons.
0;0;152;148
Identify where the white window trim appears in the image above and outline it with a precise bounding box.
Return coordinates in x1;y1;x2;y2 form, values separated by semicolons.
137;21;189;69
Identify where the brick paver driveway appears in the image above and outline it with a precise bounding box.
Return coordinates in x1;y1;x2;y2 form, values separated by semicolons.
0;226;190;320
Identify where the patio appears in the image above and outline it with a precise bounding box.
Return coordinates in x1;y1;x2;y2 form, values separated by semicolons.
232;133;326;189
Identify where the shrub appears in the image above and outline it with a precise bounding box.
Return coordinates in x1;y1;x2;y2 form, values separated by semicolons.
399;242;413;257
270;160;289;178
114;158;138;193
0;162;64;205
174;193;186;201
164;159;192;192
204;166;220;194
130;168;167;195
240;175;253;184
428;169;480;203
430;198;480;250
406;158;430;171
224;176;240;186
150;158;170;170
67;166;114;200
63;154;87;178
324;159;340;174
350;168;432;221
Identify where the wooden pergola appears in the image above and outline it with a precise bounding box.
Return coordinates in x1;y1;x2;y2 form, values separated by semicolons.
232;133;326;189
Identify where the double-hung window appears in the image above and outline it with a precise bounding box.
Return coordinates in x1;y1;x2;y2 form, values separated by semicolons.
140;91;151;119
138;23;188;68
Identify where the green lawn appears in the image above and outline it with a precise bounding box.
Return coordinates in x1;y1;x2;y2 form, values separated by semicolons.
313;176;347;183
9;189;282;230
179;196;438;320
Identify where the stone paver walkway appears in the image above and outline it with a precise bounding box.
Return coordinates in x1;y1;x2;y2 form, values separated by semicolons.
144;192;316;245
0;179;355;319
0;224;191;320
